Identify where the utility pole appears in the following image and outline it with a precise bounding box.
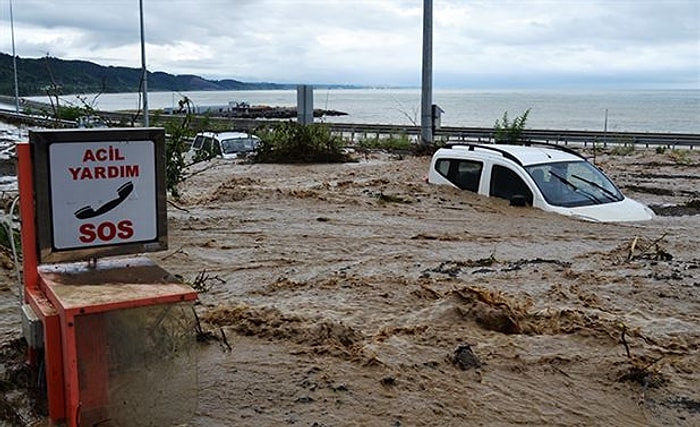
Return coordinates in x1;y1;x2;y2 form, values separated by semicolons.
10;0;20;113
139;0;149;126
420;0;433;146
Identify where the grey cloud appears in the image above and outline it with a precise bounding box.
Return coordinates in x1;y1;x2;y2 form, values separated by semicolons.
2;0;698;88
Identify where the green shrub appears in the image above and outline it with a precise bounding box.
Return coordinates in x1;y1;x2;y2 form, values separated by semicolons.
56;105;87;121
0;221;21;258
494;108;530;144
253;122;351;163
161;113;196;199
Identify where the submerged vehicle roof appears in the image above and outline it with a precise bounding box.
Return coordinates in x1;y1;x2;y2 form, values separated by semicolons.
197;131;258;140
442;143;585;166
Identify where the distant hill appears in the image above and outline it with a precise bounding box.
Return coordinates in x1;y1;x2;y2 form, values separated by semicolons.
0;53;354;96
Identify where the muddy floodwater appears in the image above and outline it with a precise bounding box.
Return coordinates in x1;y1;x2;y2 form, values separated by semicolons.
1;148;699;426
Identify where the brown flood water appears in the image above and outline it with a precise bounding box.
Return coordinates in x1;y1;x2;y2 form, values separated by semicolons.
1;149;699;426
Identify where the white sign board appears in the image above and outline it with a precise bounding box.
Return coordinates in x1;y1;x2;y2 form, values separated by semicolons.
49;140;157;250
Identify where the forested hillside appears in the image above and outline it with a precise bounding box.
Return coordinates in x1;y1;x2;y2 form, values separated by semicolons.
0;53;297;96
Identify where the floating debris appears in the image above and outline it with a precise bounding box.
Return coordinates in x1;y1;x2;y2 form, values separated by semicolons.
452;344;482;370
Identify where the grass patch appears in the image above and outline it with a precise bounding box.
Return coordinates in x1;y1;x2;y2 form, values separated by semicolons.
609;144;635;156
667;149;692;165
357;134;414;152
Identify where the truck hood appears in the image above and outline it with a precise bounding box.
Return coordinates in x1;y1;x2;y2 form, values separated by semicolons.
551;197;655;222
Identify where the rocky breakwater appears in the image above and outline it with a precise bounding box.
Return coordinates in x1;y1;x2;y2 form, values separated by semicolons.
224;105;348;119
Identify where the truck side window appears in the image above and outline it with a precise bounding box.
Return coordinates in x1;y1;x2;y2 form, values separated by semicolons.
192;136;204;150
436;159;451;177
436;159;483;193
202;137;213;152
455;160;482;192
490;165;533;205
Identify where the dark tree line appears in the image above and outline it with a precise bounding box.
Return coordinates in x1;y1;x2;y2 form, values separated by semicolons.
0;53;299;97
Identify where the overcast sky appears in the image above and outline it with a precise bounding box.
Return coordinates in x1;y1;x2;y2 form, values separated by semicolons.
1;0;698;89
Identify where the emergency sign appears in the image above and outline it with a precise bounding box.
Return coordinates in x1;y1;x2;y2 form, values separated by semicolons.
48;140;157;250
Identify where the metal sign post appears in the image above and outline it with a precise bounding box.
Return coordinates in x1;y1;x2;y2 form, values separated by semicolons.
297;84;314;125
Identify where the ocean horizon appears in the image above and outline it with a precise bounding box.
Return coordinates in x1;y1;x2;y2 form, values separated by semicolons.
20;88;700;134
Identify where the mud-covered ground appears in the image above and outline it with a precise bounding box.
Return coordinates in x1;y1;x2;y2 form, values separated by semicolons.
1;147;699;426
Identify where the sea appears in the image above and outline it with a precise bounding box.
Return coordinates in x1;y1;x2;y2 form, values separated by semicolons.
18;88;700;134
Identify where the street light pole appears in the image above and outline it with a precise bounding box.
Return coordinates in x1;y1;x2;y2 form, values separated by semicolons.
420;0;433;145
10;0;20;113
139;0;149;127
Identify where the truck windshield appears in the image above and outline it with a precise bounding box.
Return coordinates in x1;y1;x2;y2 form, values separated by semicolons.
526;161;624;208
221;138;258;154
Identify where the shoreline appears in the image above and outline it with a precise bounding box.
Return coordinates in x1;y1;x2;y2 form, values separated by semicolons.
13;89;700;134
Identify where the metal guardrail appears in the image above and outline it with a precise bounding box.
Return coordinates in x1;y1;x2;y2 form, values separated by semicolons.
1;108;698;149
325;123;700;149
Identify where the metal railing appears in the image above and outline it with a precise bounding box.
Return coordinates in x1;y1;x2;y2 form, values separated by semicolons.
1;108;698;149
324;123;699;149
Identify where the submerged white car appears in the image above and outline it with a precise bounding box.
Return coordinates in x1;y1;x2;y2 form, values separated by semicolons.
189;131;260;160
428;143;654;222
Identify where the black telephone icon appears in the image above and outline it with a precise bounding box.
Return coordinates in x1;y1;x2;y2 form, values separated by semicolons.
74;181;134;220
